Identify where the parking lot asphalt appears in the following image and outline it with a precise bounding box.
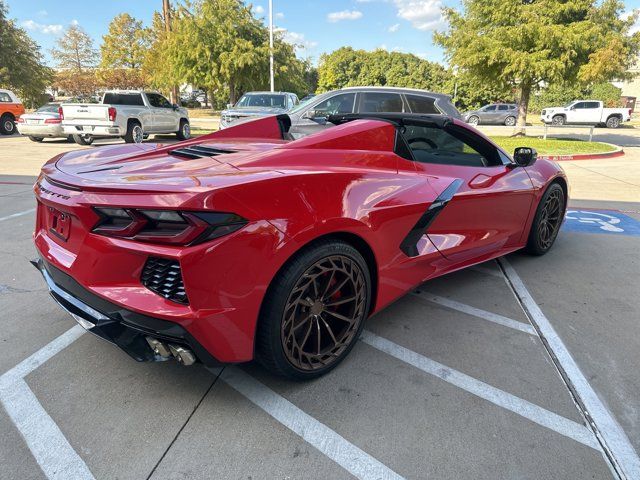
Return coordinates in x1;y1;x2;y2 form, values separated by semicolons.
0;134;639;479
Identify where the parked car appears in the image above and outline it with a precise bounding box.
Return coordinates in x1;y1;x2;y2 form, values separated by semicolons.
32;112;567;380
541;100;631;128
284;86;461;138
0;89;25;135
16;103;72;142
464;103;518;126
61;90;190;145
220;91;299;128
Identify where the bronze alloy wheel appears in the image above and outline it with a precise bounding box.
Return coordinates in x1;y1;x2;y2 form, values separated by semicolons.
281;254;367;371
537;188;563;249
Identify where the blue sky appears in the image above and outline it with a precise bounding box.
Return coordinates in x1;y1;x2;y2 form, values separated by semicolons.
5;0;640;67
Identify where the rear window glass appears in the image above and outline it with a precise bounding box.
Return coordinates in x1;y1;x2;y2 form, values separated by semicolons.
406;94;439;114
103;93;144;106
236;94;287;108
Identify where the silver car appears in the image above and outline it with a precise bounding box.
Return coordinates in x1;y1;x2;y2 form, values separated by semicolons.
220;92;299;129
463;103;518;126
16;103;71;142
285;87;461;138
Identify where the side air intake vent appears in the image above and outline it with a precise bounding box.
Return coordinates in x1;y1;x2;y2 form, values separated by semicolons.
170;145;235;159
141;257;188;304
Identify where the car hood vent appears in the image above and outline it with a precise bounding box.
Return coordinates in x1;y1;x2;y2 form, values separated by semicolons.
170;145;236;159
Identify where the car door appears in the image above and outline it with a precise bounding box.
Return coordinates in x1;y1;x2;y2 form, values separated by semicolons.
566;102;586;123
146;93;177;132
400;122;535;264
289;92;356;138
581;101;601;124
480;105;499;124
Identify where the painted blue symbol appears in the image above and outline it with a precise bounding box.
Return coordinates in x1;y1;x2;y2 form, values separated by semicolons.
563;210;640;236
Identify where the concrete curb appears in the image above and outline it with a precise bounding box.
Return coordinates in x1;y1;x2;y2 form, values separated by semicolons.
539;144;624;162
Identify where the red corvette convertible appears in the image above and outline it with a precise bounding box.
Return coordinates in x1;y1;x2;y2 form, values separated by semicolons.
33;113;567;379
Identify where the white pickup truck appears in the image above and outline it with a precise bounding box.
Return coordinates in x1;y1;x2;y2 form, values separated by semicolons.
540;100;631;129
61;90;190;145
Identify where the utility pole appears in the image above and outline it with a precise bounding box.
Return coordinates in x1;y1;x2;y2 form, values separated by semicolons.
163;0;180;104
269;0;274;92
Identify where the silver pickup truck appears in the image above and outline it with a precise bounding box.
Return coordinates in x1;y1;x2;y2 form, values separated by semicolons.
61;90;190;145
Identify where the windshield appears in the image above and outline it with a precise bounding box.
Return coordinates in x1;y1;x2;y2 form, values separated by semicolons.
236;94;286;108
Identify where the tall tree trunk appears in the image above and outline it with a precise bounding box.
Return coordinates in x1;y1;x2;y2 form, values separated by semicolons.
515;79;531;136
229;82;237;106
163;0;180;104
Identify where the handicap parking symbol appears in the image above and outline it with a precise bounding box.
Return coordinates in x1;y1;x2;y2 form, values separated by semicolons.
563;209;640;236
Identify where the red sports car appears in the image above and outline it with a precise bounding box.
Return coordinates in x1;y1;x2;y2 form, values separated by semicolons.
33;113;567;379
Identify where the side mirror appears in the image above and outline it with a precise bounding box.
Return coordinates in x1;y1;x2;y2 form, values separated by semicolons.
172;103;179;110
226;103;233;109
302;109;327;122
513;147;537;167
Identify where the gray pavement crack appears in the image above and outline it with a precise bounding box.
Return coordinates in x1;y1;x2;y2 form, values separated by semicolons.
145;366;225;480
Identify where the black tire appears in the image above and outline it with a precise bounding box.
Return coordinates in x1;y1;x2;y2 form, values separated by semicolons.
124;121;144;143
467;115;479;126
72;134;94;145
28;136;44;142
66;135;75;143
176;119;191;140
551;115;565;126
0;114;15;135
504;116;516;126
256;239;371;380
525;183;566;256
605;116;621;129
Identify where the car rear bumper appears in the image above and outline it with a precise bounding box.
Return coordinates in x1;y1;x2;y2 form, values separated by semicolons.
32;256;223;367
17;124;65;137
62;125;122;136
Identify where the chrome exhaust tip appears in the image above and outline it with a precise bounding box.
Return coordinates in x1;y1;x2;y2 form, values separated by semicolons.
146;337;172;359
168;344;196;366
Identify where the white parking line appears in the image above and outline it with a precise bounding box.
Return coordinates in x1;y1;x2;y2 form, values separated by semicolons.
360;330;600;450
498;257;640;479
0;325;94;480
412;291;537;335
0;207;35;223
221;366;405;480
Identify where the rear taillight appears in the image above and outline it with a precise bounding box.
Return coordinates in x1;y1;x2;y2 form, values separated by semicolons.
108;107;117;122
44;118;61;124
58;106;63;120
92;208;247;245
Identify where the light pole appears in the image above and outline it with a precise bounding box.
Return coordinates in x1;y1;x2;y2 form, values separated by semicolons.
269;0;274;92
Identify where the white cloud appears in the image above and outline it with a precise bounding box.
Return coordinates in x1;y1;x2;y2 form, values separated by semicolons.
21;20;63;34
37;9;48;17
393;0;445;31
388;23;400;32
276;12;284;19
71;19;79;26
356;0;373;2
282;30;318;54
327;10;363;22
253;5;265;15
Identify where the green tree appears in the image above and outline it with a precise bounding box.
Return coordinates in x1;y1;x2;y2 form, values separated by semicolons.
435;0;640;132
99;13;151;89
146;0;310;105
0;0;52;106
317;47;448;93
51;24;97;71
51;24;98;98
